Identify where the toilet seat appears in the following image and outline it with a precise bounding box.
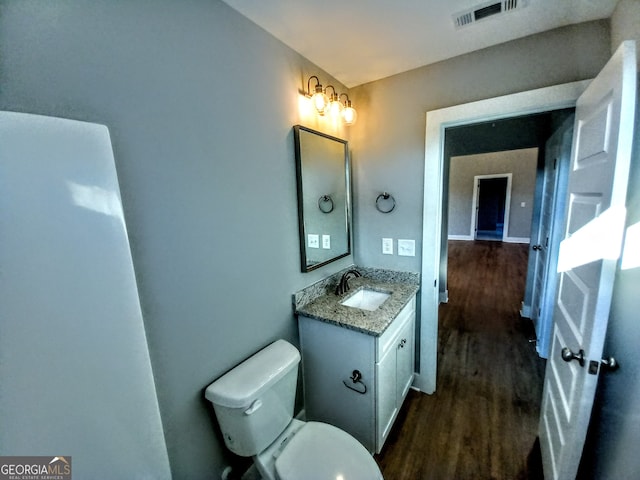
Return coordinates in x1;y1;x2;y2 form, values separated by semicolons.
274;421;383;480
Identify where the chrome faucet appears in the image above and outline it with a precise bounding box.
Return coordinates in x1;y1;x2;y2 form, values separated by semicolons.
335;269;362;295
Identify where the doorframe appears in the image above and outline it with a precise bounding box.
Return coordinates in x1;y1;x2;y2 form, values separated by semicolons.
471;173;512;240
414;80;590;394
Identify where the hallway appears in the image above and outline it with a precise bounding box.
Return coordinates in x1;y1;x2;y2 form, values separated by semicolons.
375;240;546;479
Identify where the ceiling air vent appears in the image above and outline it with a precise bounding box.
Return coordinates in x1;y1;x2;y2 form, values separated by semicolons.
453;0;528;29
454;11;474;28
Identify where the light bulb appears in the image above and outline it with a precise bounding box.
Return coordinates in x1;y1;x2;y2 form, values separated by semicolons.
342;105;357;125
311;86;329;115
327;96;344;118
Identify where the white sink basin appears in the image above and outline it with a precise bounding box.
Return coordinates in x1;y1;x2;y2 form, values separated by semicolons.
340;288;391;311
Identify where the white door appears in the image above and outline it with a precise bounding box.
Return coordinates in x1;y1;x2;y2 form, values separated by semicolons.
531;117;573;358
539;41;636;480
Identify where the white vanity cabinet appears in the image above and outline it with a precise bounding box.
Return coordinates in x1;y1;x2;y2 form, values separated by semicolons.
298;295;416;454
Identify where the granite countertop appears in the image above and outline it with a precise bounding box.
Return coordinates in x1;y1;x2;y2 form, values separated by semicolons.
294;270;419;337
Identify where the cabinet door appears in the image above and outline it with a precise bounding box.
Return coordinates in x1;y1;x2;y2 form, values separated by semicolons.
396;317;415;402
376;344;397;451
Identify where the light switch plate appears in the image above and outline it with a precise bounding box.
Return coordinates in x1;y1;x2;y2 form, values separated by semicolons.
398;239;415;256
308;234;319;249
382;238;393;255
322;234;331;249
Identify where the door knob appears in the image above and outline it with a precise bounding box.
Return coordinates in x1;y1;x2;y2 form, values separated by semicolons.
532;244;542;251
600;356;619;371
561;347;585;367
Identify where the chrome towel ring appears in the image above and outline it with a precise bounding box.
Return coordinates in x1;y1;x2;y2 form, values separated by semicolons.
343;370;367;395
318;194;334;213
375;192;396;213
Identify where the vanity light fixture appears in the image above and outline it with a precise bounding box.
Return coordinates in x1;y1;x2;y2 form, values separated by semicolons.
307;76;329;115
340;93;358;126
304;76;358;125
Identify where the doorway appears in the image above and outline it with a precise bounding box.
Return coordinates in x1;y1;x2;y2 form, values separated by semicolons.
473;174;511;241
420;45;635;477
416;79;589;395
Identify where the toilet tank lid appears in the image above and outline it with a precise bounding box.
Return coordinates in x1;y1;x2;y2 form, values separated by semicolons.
205;340;300;408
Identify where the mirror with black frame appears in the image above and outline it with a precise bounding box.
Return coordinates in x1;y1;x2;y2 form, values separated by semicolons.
293;125;351;272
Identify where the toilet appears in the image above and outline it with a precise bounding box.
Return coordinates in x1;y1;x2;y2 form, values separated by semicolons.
205;339;383;480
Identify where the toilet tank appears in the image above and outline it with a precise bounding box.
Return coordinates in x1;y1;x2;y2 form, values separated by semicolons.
205;340;300;457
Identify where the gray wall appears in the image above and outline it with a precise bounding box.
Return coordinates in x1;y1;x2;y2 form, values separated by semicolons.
0;1;353;478
448;148;538;240
350;20;611;271
577;1;640;477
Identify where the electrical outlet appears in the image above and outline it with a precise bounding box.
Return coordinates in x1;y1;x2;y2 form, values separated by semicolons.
322;234;331;249
382;238;393;254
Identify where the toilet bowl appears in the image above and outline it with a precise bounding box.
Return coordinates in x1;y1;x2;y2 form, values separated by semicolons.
205;339;383;480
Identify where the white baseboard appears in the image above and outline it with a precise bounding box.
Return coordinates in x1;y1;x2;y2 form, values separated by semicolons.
448;235;530;244
504;237;530;244
520;303;532;318
439;290;449;303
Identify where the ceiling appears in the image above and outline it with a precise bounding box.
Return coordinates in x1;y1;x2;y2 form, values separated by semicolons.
446;109;574;157
221;0;619;88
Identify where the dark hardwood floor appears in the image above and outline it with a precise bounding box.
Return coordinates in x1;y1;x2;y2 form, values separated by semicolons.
375;240;547;480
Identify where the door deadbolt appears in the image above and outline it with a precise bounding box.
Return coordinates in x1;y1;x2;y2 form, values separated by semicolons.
588;357;619;375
